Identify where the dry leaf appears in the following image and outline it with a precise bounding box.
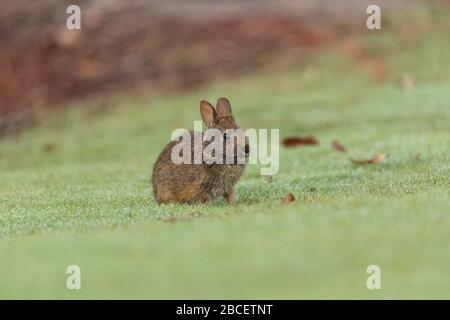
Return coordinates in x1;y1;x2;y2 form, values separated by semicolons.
401;74;415;91
351;153;386;165
331;139;347;152
281;192;295;204
282;136;318;148
42;142;57;153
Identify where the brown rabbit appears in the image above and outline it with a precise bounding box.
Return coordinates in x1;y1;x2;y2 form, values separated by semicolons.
152;97;249;205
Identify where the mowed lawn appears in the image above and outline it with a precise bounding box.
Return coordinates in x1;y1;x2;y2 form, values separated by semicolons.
0;16;449;298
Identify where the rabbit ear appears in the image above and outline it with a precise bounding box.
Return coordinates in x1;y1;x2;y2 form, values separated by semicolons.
216;97;232;117
200;100;217;127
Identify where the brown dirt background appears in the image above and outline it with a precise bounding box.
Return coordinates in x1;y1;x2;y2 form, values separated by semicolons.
0;0;435;133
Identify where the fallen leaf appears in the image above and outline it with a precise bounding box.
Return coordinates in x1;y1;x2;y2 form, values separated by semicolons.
42;142;57;153
331;139;347;152
281;192;295;204
282;136;318;148
401;74;415;91
351;153;386;165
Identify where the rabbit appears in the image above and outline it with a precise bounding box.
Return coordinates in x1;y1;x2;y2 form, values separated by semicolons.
152;97;249;205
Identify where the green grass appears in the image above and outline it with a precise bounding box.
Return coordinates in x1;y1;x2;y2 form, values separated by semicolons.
0;13;449;299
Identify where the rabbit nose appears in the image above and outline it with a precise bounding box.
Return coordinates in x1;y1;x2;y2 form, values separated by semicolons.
245;144;250;155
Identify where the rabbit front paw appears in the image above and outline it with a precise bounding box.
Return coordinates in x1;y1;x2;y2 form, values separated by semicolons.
225;192;236;206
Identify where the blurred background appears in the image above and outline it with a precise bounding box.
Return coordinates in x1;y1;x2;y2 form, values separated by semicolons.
2;0;446;134
0;0;450;299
